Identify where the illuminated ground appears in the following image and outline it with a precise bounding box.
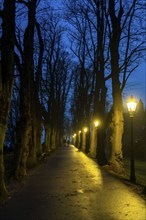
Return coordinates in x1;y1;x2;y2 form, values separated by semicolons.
0;146;145;220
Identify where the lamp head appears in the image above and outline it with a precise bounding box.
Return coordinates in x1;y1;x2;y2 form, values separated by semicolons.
94;120;99;127
83;127;88;133
127;95;137;117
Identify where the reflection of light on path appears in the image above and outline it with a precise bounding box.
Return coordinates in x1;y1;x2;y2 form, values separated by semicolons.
70;145;146;220
72;145;103;189
77;189;84;194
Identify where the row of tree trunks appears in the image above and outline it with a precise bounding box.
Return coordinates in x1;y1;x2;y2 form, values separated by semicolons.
0;0;15;199
66;0;143;174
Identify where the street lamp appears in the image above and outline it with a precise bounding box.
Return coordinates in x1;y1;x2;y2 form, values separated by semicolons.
84;127;88;133
78;130;82;149
72;133;76;145
127;95;137;183
94;120;99;128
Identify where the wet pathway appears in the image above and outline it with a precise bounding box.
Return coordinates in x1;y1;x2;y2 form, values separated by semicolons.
0;146;145;220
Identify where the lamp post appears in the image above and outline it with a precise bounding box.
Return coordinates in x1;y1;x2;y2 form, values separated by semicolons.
72;133;76;146
94;120;99;158
84;127;89;153
82;127;88;152
84;127;88;133
127;95;137;183
78;130;81;149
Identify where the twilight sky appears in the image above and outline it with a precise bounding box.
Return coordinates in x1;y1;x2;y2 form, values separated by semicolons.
124;62;146;107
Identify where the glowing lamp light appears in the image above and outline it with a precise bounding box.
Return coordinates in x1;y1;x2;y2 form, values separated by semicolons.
94;120;99;128
84;127;88;133
73;134;76;138
79;130;81;134
74;133;76;137
127;95;137;117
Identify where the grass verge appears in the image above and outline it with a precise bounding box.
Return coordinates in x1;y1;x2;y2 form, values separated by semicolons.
123;158;146;186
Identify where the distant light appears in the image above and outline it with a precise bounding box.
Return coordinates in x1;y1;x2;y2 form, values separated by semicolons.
84;127;88;133
94;120;99;127
72;134;76;138
79;130;81;134
127;95;137;117
74;133;76;137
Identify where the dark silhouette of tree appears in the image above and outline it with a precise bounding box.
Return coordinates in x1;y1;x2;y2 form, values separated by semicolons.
0;0;15;200
14;0;38;179
40;11;72;152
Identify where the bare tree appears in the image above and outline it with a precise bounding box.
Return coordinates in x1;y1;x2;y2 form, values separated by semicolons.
105;0;146;172
40;10;73;152
65;0;108;162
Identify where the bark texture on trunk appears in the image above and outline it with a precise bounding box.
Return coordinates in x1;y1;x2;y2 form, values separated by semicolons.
81;132;86;152
27;121;37;168
15;118;31;179
109;92;124;173
89;126;97;158
110;109;124;161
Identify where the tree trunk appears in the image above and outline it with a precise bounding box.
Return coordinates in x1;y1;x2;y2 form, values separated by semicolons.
108;0;124;173
96;122;108;165
51;129;57;150
36;120;42;157
14;116;31;179
43;125;51;154
27;121;37;168
93;0;107;165
81;132;86;152
89;126;97;158
0;125;8;198
15;0;37;178
0;0;15;199
109;89;124;172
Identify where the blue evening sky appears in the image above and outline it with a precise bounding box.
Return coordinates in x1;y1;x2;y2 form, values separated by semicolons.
123;63;146;107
